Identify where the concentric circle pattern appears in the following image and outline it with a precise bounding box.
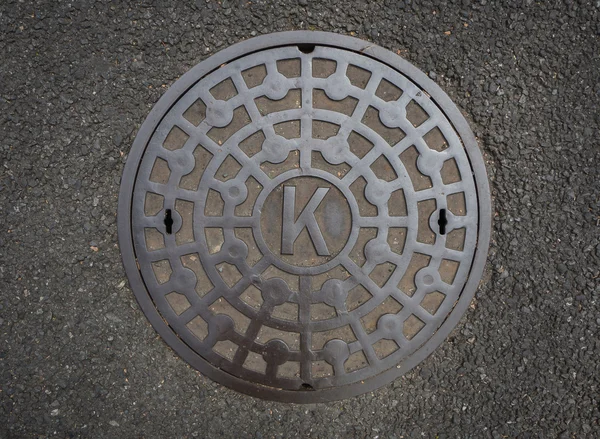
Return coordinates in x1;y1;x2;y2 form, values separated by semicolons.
119;32;490;402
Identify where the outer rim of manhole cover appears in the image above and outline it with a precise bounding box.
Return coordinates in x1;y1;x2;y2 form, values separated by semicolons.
118;31;491;403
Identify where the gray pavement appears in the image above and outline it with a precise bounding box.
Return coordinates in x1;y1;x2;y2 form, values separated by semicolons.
1;1;599;437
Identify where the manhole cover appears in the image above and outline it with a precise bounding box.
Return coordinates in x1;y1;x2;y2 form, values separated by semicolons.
118;31;491;403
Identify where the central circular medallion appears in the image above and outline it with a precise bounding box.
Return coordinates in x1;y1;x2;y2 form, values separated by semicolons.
118;31;491;403
260;175;353;268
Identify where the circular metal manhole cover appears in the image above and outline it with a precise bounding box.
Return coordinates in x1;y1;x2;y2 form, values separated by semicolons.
118;31;491;403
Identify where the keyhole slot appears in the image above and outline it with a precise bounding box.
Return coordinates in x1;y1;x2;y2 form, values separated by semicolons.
438;209;447;235
164;209;174;234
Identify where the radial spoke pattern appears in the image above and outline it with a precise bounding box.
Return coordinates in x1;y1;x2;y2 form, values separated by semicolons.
121;37;489;402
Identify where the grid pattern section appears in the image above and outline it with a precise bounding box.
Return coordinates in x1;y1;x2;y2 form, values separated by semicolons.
130;45;478;392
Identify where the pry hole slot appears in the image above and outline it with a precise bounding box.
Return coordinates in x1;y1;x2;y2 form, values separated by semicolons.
298;44;315;54
438;209;447;235
164;209;174;234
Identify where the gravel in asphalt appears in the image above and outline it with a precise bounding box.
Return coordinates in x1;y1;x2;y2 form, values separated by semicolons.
0;1;599;437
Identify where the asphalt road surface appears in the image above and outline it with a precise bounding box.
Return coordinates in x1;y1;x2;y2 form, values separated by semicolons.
1;1;599;437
